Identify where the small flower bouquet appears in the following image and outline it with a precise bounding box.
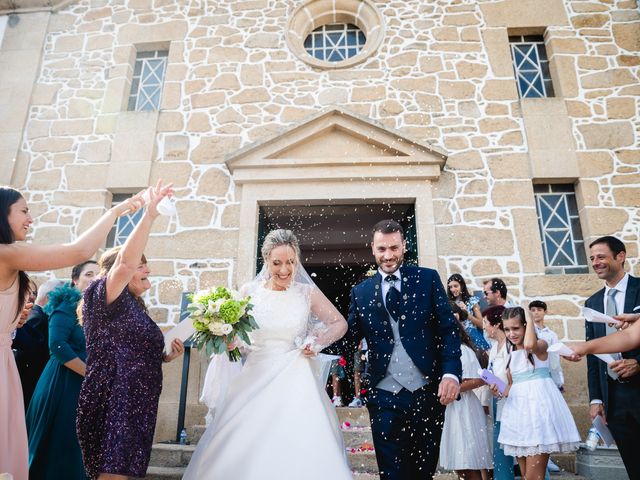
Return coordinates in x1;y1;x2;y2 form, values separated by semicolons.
188;286;258;361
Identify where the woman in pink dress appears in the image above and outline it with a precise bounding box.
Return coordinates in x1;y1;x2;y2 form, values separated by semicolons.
0;186;144;480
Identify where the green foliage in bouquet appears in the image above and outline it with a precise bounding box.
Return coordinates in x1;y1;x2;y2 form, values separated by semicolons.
187;286;259;361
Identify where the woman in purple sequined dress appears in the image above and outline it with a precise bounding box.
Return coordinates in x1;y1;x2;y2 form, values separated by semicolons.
76;182;184;480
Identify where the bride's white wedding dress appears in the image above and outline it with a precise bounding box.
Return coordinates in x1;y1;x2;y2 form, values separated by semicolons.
183;283;353;480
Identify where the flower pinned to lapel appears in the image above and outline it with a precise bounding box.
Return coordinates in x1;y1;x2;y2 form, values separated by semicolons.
365;268;377;277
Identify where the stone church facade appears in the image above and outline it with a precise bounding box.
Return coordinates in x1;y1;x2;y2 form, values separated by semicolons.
1;0;638;440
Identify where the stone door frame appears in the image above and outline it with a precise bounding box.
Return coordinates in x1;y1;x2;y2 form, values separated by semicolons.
225;107;449;285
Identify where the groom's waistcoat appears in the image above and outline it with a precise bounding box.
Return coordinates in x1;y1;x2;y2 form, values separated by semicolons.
376;306;428;393
345;265;462;388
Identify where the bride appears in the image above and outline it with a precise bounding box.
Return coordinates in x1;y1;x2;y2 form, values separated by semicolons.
183;229;353;479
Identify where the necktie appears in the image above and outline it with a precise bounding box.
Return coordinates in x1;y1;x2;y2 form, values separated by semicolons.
606;288;618;317
605;288;622;377
385;275;401;321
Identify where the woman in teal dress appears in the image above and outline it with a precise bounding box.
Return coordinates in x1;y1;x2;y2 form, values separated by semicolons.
26;261;100;480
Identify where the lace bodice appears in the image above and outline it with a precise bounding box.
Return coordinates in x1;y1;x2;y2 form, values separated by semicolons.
247;284;310;353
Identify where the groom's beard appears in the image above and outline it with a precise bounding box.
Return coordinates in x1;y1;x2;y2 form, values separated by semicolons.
377;256;404;274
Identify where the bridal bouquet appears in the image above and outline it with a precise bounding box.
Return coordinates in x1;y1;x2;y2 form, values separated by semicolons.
187;286;258;361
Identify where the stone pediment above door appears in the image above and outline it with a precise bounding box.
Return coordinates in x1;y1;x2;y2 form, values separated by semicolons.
225;107;448;184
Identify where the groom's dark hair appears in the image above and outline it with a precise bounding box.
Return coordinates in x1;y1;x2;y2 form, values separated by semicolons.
372;219;404;239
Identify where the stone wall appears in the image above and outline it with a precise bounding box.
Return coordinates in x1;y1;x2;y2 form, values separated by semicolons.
2;0;639;438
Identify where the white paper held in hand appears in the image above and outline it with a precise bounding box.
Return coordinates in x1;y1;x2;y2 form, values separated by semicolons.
582;307;622;327
479;368;507;395
593;415;616;446
164;317;196;355
594;353;618;365
593;353;620;380
546;342;576;357
142;187;176;216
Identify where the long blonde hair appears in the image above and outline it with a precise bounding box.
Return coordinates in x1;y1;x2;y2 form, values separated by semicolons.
77;246;148;324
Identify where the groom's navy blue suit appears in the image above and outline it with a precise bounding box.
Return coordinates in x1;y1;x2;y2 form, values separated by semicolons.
342;264;461;480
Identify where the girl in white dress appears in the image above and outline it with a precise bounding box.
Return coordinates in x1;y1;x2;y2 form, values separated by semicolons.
497;307;580;480
439;318;493;479
184;230;352;480
482;305;512;480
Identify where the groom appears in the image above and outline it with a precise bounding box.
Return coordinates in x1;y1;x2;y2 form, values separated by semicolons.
342;220;461;479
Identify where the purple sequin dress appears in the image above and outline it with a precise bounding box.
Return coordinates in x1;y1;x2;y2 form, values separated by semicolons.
77;277;164;479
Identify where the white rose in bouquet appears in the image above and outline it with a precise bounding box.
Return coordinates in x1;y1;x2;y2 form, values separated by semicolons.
208;322;227;336
221;323;233;335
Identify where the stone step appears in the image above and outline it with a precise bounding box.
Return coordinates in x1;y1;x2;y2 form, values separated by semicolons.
348;450;378;474
576;445;629;480
190;424;206;444
342;426;374;448
336;406;371;427
150;443;196;468
551;452;577;474
145;466;184;480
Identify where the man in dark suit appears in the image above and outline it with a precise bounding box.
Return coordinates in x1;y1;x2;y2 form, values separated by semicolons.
12;279;63;408
585;236;640;478
342;220;461;479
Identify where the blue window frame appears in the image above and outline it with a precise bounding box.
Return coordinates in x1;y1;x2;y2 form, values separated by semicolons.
534;184;588;274
304;24;366;62
128;50;168;112
107;194;143;247
509;35;554;98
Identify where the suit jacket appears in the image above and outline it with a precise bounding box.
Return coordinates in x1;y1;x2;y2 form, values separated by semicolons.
585;274;640;410
343;265;462;388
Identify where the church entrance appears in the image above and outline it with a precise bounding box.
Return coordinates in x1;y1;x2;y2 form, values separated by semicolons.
227;109;448;406
256;202;418;318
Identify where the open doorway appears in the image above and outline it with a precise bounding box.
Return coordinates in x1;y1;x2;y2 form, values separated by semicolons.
257;203;418;315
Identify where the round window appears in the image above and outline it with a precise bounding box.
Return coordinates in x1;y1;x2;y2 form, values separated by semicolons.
304;24;367;63
287;0;384;69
